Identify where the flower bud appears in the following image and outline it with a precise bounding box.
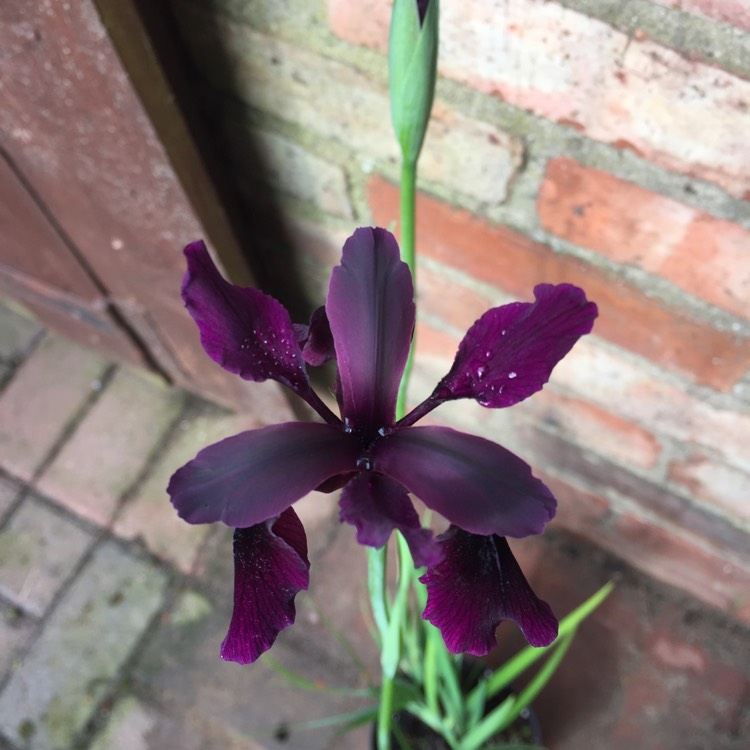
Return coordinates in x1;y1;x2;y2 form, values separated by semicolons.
389;0;439;165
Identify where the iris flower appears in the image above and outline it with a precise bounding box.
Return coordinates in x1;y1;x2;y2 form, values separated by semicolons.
168;227;597;664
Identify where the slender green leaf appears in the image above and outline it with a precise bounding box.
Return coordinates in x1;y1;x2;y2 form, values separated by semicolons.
471;581;614;704
462;632;574;750
263;656;376;697
368;545;390;639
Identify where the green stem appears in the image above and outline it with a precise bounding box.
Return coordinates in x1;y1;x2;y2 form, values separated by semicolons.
376;157;418;750
396;157;418;419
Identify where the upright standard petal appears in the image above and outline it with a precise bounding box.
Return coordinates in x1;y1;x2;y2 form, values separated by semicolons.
434;284;597;408
420;528;558;655
339;473;442;568
297;306;336;366
182;241;310;395
221;508;310;664
372;426;555;538
168;422;360;527
326;228;415;435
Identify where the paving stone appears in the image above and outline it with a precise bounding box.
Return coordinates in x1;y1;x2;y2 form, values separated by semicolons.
0;336;107;481
89;693;267;750
0;476;22;524
114;406;260;574
0;303;43;365
0;496;93;617
0;541;167;750
35;367;185;527
135;586;371;750
0;601;35;681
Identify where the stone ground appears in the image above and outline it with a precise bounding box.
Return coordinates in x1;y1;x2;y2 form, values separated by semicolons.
0;298;747;750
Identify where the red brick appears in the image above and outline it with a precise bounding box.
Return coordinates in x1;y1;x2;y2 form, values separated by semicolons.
369;175;750;391
668;453;750;523
538;158;750;318
538;473;612;537
651;0;750;33
527;425;747;556
0;336;108;481
524;390;662;469
648;630;708;674
520;477;750;625
331;0;750;197
551;338;750;473
612;512;750;622
417;263;496;332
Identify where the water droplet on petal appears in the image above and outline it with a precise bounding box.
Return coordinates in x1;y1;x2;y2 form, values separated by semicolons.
508;371;517;379
356;457;372;471
484;349;492;359
343;417;353;434
377;427;387;437
475;365;487;380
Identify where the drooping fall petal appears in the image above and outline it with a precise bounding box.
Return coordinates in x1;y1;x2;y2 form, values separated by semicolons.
420;528;558;655
168;422;360;528
339;473;442;568
182;241;310;395
326;228;415;435
373;425;556;538
435;284;597;408
220;509;310;664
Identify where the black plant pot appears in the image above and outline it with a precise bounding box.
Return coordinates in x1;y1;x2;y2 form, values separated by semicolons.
370;661;543;749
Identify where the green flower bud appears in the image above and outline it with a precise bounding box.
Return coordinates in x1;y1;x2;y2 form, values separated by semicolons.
389;0;439;165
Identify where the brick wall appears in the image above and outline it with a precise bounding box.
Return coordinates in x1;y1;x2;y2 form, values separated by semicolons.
169;0;750;623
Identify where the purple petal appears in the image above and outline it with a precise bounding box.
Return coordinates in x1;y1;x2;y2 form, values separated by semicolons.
182;241;310;394
326;228;415;434
168;422;359;527
298;306;336;366
420;528;558;655
221;508;310;663
339;473;442;567
435;284;597;408
372;425;555;537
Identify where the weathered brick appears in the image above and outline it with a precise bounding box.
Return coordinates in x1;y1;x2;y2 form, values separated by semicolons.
0;496;93;617
330;0;750;197
523;389;663;469
0;541;167;750
611;512;750;622
0;302;42;365
369;175;750;391
527;425;749;556
551;337;750;473
539;472;612;537
668;453;750;524
114;407;260;574
180;10;522;206
223;124;353;218
0;336;108;481
417;262;497;333
651;0;750;32
35;367;184;527
538;158;750;318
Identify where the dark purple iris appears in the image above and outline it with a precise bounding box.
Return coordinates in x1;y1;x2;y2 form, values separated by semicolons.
168;227;597;663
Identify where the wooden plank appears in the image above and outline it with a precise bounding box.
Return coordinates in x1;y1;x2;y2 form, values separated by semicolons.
0;0;263;408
